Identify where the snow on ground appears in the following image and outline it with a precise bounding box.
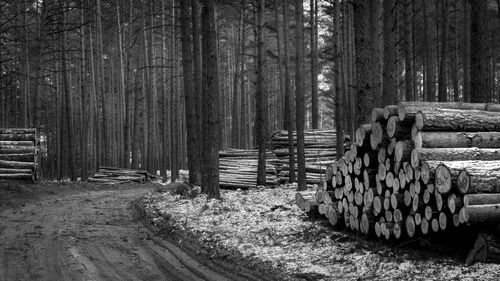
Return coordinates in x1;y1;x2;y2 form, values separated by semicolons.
140;185;500;281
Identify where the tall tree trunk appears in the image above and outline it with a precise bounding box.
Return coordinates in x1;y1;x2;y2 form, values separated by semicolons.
61;2;76;180
170;1;178;181
470;0;490;103
423;0;436;101
353;0;377;127
437;0;449;102
404;0;414;101
369;0;382;103
463;0;471;102
116;0;127;168
382;0;397;105
201;0;220;199
161;0;168;182
310;0;319;129
282;0;295;182
334;0;345;159
96;0;108;166
192;0;203;178
80;2;88;180
231;8;243;149
256;0;268;186
295;0;306;190
451;0;459;102
181;0;201;185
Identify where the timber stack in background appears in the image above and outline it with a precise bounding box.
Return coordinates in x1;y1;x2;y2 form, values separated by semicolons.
0;128;39;182
219;149;279;189
295;102;500;265
88;167;155;184
271;130;349;185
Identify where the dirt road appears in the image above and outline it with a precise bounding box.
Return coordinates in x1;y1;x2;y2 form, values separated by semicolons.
0;185;267;281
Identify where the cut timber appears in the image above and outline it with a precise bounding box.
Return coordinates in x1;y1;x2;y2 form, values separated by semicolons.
386;116;412;139
0;133;36;142
414;108;500;131
371;108;386;122
413;148;500;162
394;140;413;163
0;173;34;181
464;204;500;224
405;215;416;238
447;194;463;214
0;160;35;170
464;194;500;206
384;105;399;119
0;153;35;162
398;101;500;121
0;128;37;134
0;141;34;146
454;161;500;194
413;131;500;149
0;146;36;154
431;162;462;194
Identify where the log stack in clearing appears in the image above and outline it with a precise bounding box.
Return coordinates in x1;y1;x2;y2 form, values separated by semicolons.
0;128;39;182
271;130;349;185
296;102;500;248
88;167;155;184
219;149;279;189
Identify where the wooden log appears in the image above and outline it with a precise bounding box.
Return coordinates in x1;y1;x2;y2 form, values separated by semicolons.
431;218;439;233
386;116;412;139
454;161;500;194
413;147;500;162
435;192;443;211
439;212;447;231
398;169;406;190
387;138;397;156
404;190;412;207
360;212;375;235
384;105;399;119
304;200;320;218
0;146;36;154
464;194;500;206
0;141;34;146
0;153;35;162
423;189;431;204
405;215;416;238
0;128;37;134
370;122;385;150
0;160;35;170
371;107;386;122
295;193;306;210
395;140;413;163
413;131;500;149
414;108;500;132
378;147;387;164
447;194;463;214
390;193;403;209
420;218;429;235
0;173;34;181
393;209;403;223
0;168;33;174
464;204;500;224
414;213;422;226
373;196;383;216
0;133;36;141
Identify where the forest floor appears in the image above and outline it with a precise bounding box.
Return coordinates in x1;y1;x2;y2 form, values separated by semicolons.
0;181;275;281
139;184;500;281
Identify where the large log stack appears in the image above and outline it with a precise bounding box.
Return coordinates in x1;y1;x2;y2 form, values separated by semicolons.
271;130;349;185
219;149;279;189
297;102;500;247
0;128;39;182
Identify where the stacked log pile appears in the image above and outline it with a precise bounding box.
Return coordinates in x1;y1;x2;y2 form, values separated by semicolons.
296;102;500;246
0;128;39;182
219;149;279;189
271;130;349;185
88;167;154;184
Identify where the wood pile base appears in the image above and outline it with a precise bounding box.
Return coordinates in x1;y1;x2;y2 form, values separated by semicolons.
296;102;500;265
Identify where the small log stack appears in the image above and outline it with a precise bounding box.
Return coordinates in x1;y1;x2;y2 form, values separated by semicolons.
88;167;154;184
219;149;279;189
271;130;349;185
0;128;39;182
296;102;500;262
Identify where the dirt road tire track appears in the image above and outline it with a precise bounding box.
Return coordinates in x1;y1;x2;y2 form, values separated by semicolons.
0;185;272;281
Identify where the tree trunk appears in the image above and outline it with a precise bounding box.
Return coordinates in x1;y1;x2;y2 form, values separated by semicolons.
181;0;201;185
423;0;436;102
353;0;377;128
470;0;491;103
310;0;319;129
334;0;345;160
437;0;449;102
282;0;296;182
201;0;220;199
463;0;471;102
96;0;108;166
256;0;268;186
403;0;413;101
295;0;306;190
382;0;397;105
